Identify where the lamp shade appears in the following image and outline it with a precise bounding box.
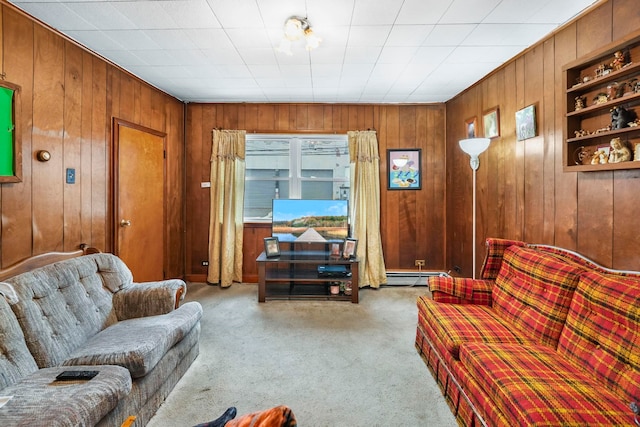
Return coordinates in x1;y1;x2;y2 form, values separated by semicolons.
458;138;490;157
459;138;490;171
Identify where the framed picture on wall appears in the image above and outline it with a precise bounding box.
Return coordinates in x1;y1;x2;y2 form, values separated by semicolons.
464;116;478;138
387;149;421;190
515;104;537;140
483;107;500;139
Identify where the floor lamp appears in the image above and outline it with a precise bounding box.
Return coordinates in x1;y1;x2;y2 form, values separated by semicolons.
458;138;491;279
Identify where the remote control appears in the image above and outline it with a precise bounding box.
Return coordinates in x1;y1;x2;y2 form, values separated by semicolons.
55;370;99;381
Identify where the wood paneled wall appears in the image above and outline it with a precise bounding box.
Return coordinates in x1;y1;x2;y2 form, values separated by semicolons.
185;104;446;282
0;3;186;278
446;0;640;275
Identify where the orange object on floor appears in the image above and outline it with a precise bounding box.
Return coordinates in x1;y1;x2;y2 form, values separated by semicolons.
226;405;297;427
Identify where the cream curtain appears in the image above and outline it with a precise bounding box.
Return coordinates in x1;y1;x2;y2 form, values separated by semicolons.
208;129;246;287
348;130;387;288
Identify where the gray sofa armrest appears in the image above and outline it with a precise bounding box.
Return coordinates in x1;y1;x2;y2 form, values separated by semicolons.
0;365;131;426
112;279;187;320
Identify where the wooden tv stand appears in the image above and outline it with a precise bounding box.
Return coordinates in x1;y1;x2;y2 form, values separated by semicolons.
256;250;359;303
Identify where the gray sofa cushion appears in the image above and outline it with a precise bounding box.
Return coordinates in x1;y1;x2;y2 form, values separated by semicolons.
63;301;203;378
0;291;39;389
5;254;133;368
0;365;131;427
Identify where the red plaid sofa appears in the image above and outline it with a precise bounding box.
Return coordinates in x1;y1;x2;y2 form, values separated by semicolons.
415;238;640;426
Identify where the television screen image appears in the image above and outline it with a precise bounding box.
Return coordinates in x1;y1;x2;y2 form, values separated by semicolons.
272;199;349;243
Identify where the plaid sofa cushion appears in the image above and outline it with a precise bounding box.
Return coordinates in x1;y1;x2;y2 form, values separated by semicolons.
479;238;526;280
417;296;536;359
493;246;586;347
428;276;493;305
558;271;640;405
460;342;635;426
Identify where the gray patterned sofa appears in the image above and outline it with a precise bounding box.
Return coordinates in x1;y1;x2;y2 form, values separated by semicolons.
0;251;203;426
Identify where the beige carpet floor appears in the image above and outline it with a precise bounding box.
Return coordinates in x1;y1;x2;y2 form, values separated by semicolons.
147;283;457;427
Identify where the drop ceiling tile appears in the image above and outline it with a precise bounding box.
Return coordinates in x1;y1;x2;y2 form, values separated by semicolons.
64;2;137;30
238;48;278;65
411;47;454;65
144;30;199;50
395;0;453;24
14;3;94;31
378;46;418;64
106;30;162;50
439;0;502;24
184;29;234;50
421;24;477;46
134;50;184;67
207;0;264;28
306;0;355;26
65;30;125;51
347;26;392;47
201;48;245;65
386;25;434;46
99;50;147;67
531;0;599;23
483;0;552;24
351;0;404;25
111;1;176;29
225;28;273;48
343;46;383;64
463;23;556;46
162;0;221;28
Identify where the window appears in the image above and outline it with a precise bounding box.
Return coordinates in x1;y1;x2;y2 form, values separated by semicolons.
244;134;350;221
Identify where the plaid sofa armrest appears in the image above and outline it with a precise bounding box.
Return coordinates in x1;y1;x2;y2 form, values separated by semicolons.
479;238;527;280
428;276;494;305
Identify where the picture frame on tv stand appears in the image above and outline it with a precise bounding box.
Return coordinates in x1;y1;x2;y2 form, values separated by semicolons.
343;238;357;259
264;236;280;258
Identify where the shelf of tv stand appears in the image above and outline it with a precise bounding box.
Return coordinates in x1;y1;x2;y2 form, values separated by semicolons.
256;250;359;303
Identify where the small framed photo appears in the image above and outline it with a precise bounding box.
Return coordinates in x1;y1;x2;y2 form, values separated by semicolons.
387;148;421;190
343;238;357;259
264;237;280;258
515;104;537;141
465;116;478;138
483;107;500;139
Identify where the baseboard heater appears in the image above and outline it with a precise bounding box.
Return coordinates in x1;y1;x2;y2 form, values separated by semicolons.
384;270;449;287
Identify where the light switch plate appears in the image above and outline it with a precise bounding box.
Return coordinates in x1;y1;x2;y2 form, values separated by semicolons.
66;168;75;184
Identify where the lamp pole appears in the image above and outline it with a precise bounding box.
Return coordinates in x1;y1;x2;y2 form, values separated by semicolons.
458;138;490;280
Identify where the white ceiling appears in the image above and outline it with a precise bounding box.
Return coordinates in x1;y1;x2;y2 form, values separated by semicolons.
9;0;599;103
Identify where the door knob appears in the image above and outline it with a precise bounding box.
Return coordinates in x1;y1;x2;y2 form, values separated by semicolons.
120;219;131;227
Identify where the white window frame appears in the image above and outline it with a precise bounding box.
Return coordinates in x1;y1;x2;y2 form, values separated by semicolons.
244;133;349;222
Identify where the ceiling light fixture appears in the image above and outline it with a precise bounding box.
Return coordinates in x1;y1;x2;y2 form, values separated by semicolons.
276;16;321;56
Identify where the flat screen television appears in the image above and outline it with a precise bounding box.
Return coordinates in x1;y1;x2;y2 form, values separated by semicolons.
272;199;349;243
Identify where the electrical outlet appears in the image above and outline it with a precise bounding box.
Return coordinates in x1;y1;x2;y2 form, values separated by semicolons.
415;259;425;267
201;261;209;266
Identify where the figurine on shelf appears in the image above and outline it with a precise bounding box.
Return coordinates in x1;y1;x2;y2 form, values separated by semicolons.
611;106;636;130
608;137;631;163
574;129;589;138
595;64;612;78
594;125;611;134
610;50;629;71
624;78;638;96
593;92;609;104
591;149;609;165
574;96;586;111
628;118;640;127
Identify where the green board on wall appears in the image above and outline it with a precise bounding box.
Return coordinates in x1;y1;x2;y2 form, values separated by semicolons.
0;86;15;176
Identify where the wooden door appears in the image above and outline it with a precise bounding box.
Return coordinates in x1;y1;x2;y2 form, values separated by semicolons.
113;119;166;281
